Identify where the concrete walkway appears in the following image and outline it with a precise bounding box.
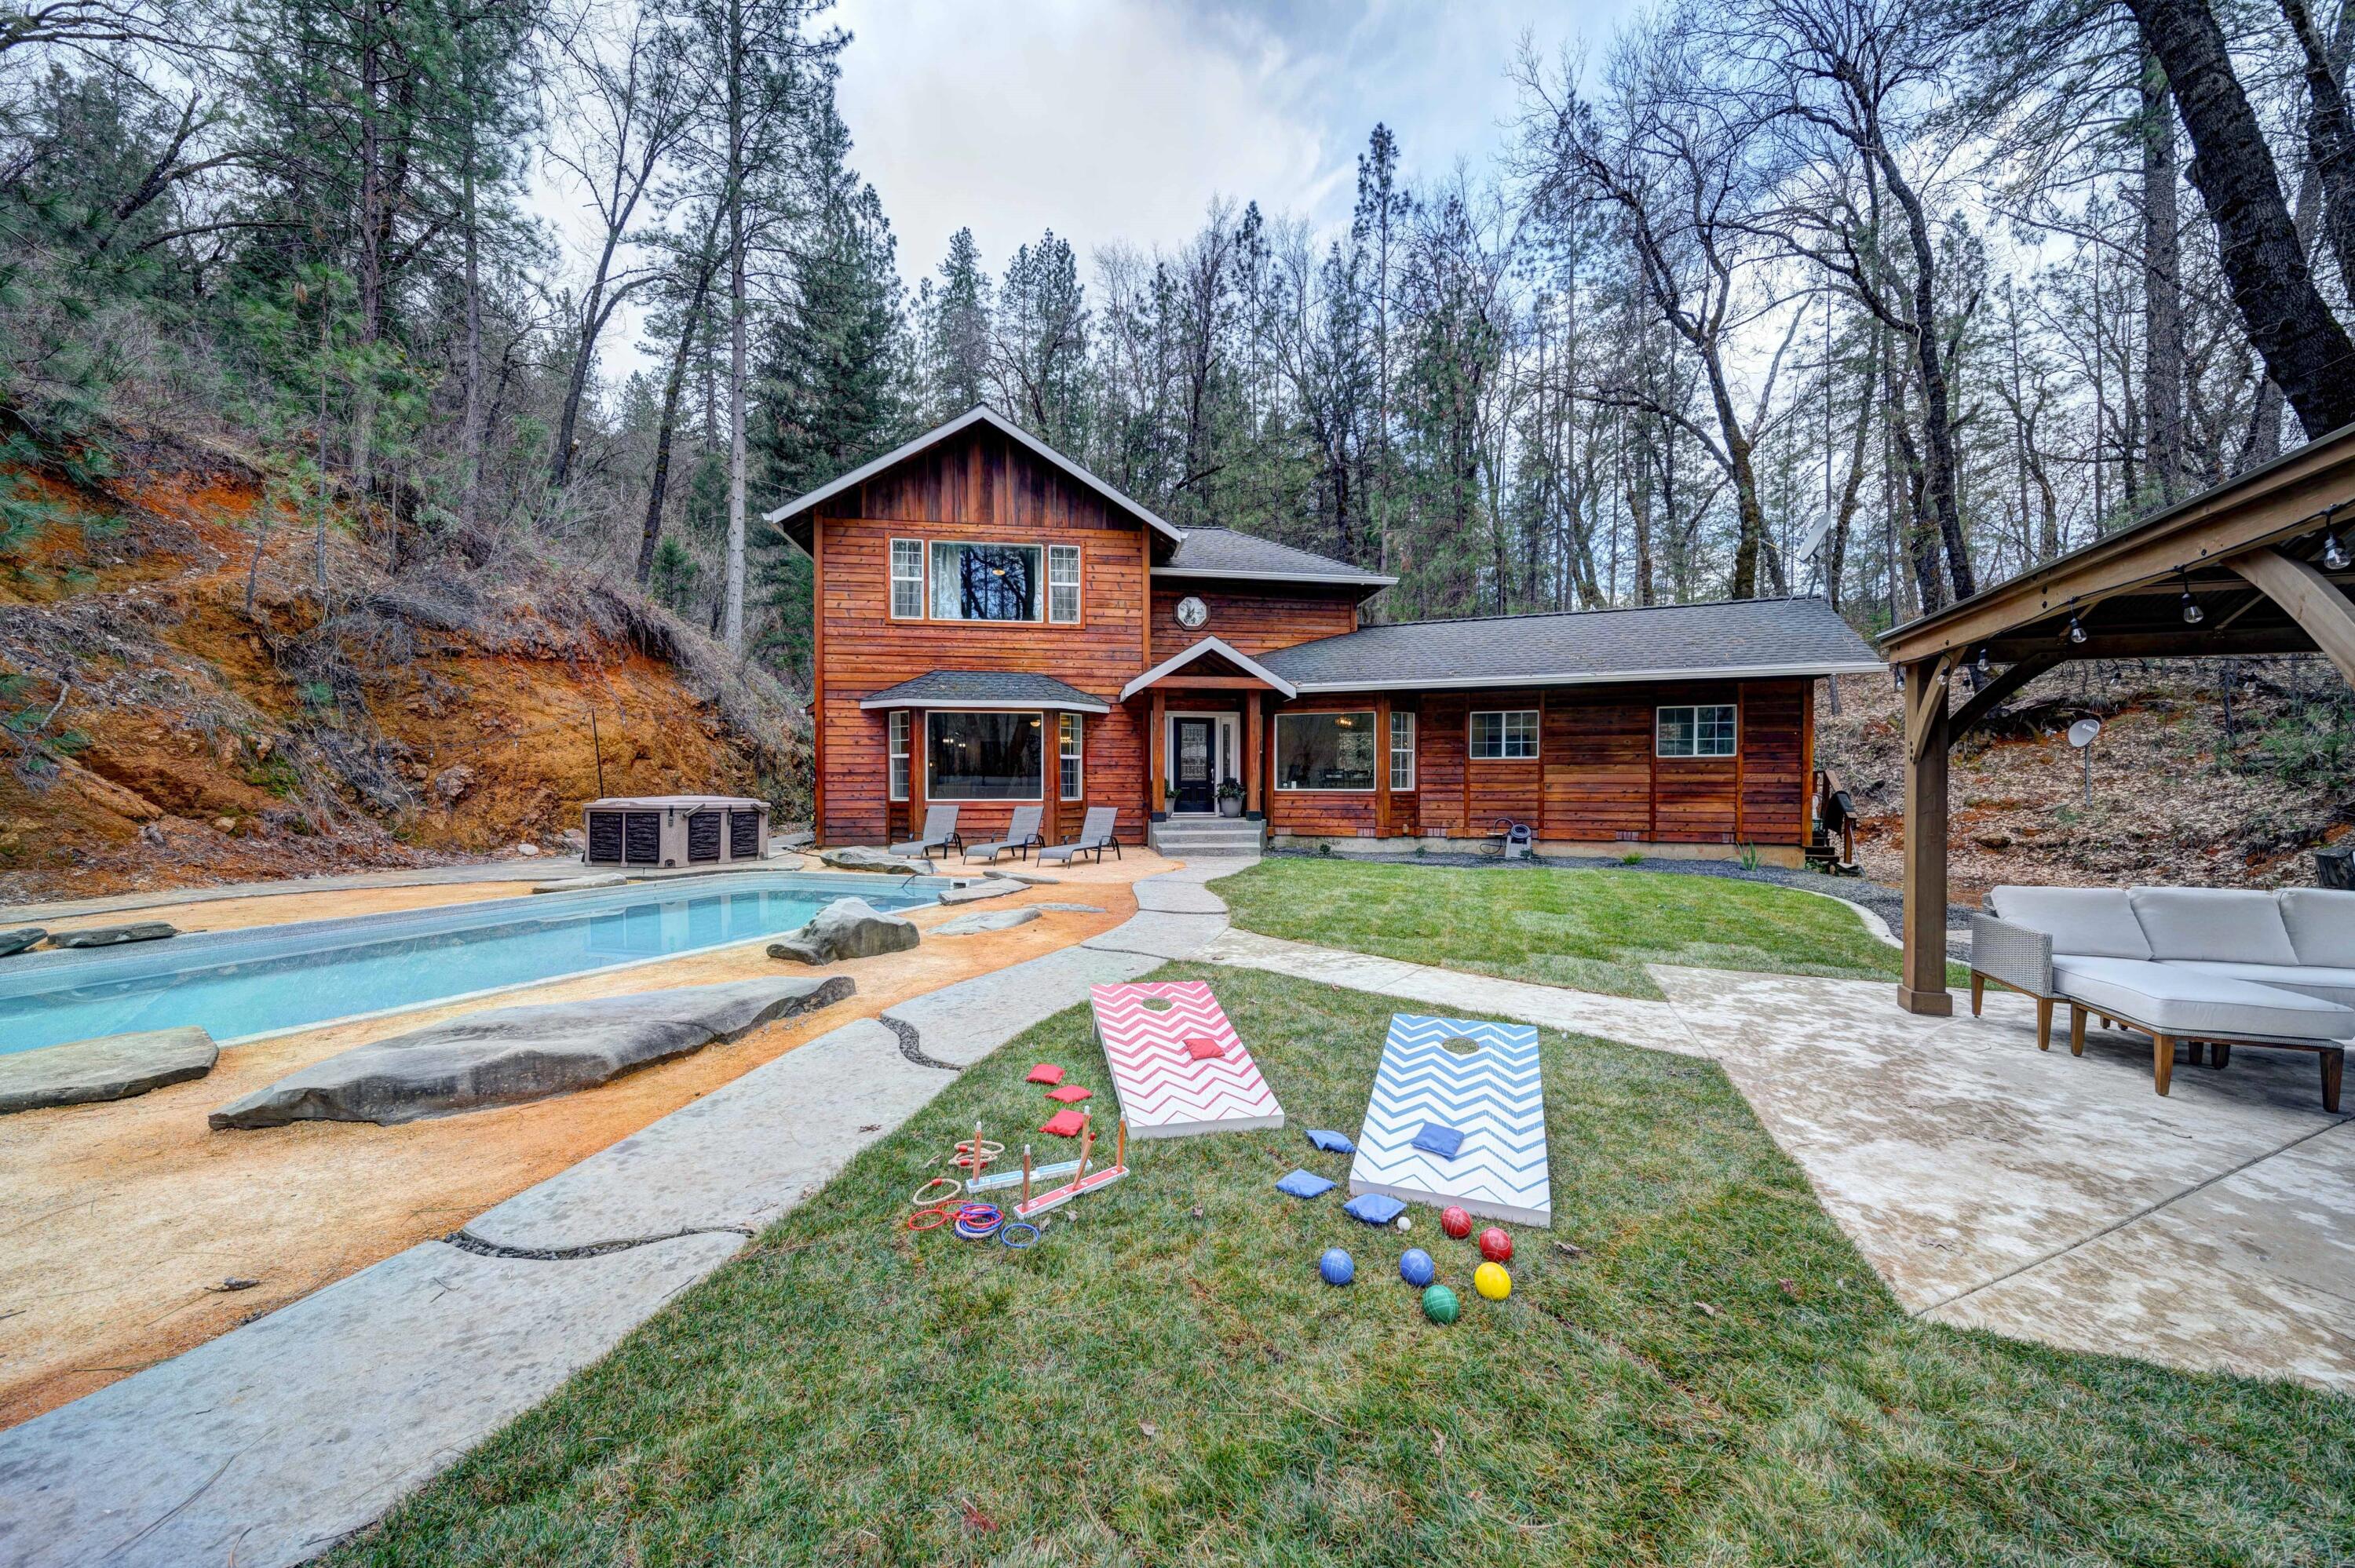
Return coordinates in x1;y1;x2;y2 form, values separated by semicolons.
0;858;1253;1568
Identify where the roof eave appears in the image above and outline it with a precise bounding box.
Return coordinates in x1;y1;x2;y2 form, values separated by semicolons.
1118;636;1300;702
764;407;1187;546
1281;659;1888;694
1152;566;1397;589
856;695;1112;714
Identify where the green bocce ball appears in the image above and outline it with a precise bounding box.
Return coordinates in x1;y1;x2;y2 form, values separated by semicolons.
1421;1284;1460;1325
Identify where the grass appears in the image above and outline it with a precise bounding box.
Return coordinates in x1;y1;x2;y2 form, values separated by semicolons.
1214;856;1932;1000
329;965;2354;1566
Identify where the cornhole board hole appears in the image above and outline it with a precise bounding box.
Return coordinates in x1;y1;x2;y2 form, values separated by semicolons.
1089;980;1284;1140
1346;1013;1550;1228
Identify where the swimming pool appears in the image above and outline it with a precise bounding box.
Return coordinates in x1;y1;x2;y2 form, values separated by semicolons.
0;872;939;1055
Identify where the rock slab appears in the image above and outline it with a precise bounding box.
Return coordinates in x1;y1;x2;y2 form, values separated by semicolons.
208;976;853;1129
0;1026;218;1114
938;878;1022;905
817;846;931;875
531;873;626;894
934;907;1042;935
48;921;177;949
765;897;920;965
0;927;46;957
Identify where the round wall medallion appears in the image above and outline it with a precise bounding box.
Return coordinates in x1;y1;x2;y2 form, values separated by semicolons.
1175;596;1208;629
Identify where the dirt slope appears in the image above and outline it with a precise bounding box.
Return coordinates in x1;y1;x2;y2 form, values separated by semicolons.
0;435;805;904
1816;658;2355;903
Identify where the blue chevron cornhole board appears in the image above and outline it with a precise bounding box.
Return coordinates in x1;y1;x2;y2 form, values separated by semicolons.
1345;1014;1550;1228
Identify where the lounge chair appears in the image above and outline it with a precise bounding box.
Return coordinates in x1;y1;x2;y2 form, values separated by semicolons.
964;804;1046;864
1970;885;2355;1108
890;804;962;861
1038;806;1121;866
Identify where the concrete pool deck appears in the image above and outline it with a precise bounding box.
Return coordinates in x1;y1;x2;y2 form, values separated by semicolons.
0;854;1158;1431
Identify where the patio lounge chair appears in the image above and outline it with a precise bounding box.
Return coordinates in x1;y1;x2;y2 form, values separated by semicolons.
890;804;962;861
964;804;1046;864
1038;806;1121;866
1970;885;2355;1108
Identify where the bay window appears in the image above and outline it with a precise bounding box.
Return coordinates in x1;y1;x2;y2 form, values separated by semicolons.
1059;713;1084;800
888;710;910;800
927;710;1044;799
1275;711;1377;791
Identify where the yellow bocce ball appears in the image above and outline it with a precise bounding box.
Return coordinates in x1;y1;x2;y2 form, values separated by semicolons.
1473;1261;1512;1301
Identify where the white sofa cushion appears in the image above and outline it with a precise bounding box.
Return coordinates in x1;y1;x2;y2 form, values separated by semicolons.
2280;889;2355;968
2052;955;2355;1041
2161;960;2355;1012
2128;887;2300;965
1988;886;2152;961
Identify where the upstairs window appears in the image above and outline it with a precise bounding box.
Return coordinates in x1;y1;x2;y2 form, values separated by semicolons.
1470;709;1539;760
1658;704;1737;758
889;539;925;619
929;542;1042;622
1048;544;1082;623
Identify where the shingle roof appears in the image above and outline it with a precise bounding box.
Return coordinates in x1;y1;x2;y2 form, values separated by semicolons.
856;670;1111;713
1158;528;1395;590
1258;597;1884;691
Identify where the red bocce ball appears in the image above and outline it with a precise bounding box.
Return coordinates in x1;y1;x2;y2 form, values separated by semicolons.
1440;1206;1473;1239
1477;1227;1513;1264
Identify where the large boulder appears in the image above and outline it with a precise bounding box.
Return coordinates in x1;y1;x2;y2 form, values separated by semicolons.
766;897;920;965
208;976;853;1129
0;927;46;957
1;1026;218;1114
933;907;1042;936
49;921;177;949
816;846;933;876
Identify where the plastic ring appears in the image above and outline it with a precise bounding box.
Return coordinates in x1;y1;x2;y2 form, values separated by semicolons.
999;1221;1040;1249
907;1206;949;1231
910;1176;963;1207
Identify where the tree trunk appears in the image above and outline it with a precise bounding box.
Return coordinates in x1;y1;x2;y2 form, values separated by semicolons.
2141;51;2185;505
1871;146;1976;603
721;0;748;654
638;242;721;583
461;161;484;546
2127;0;2355;437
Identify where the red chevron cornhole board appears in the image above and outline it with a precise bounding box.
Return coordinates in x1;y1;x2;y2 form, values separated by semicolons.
1090;980;1284;1139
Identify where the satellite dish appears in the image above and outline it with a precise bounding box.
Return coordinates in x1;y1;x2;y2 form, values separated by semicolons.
1794;513;1834;563
2066;718;2103;749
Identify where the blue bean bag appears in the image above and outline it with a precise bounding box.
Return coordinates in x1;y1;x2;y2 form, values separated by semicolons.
1275;1169;1336;1199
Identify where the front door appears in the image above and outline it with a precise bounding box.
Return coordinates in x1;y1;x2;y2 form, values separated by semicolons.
1174;718;1215;812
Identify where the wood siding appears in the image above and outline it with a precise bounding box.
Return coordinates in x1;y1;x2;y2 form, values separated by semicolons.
815;425;1149;846
1148;585;1359;657
1267;679;1813;847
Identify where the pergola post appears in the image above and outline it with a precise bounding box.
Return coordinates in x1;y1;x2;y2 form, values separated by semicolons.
1899;658;1953;1016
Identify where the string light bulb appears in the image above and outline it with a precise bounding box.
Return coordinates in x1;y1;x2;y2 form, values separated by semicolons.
2328;530;2350;573
1975;647;1991;676
2179;570;2204;626
2065;611;2087;645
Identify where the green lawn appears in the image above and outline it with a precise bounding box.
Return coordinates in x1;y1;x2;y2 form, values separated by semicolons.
330;965;2353;1566
1214;856;1930;1000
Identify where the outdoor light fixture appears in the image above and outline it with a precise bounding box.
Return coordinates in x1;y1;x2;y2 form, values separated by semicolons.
1976;647;1991;676
2179;570;2204;625
2064;608;2087;644
1891;665;1904;691
2328;512;2350;572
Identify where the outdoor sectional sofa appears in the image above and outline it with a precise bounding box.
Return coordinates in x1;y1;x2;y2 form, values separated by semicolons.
1970;886;2355;1110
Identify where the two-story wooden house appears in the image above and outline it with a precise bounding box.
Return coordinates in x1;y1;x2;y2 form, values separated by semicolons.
767;407;1882;864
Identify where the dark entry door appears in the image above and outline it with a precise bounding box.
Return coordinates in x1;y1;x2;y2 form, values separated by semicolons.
1174;719;1215;812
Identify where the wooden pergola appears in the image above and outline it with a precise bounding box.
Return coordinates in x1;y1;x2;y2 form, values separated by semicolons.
1878;423;2355;1016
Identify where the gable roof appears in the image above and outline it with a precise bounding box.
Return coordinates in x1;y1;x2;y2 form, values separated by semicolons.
1157;528;1395;593
764;407;1185;549
857;670;1111;714
1118;636;1298;702
1258;597;1883;692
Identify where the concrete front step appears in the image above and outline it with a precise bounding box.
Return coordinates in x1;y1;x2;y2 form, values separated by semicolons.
1148;817;1265;855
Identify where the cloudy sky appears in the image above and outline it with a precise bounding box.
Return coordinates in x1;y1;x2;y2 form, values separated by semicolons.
830;0;1637;289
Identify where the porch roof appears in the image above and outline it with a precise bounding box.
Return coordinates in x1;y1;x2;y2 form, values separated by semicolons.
1119;636;1298;702
857;670;1111;714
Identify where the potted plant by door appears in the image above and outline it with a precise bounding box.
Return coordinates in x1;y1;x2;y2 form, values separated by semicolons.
1217;778;1245;818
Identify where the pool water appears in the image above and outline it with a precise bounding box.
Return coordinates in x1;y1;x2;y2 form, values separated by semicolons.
0;873;936;1055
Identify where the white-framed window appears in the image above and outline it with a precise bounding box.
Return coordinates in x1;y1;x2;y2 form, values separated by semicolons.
1059;713;1084;800
889;538;926;619
1389;709;1416;791
1657;703;1737;758
887;710;910;800
1275;711;1377;791
927;709;1045;799
929;541;1042;622
1470;709;1539;760
1048;544;1082;624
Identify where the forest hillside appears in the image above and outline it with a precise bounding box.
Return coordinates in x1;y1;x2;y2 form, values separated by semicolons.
0;426;802;903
